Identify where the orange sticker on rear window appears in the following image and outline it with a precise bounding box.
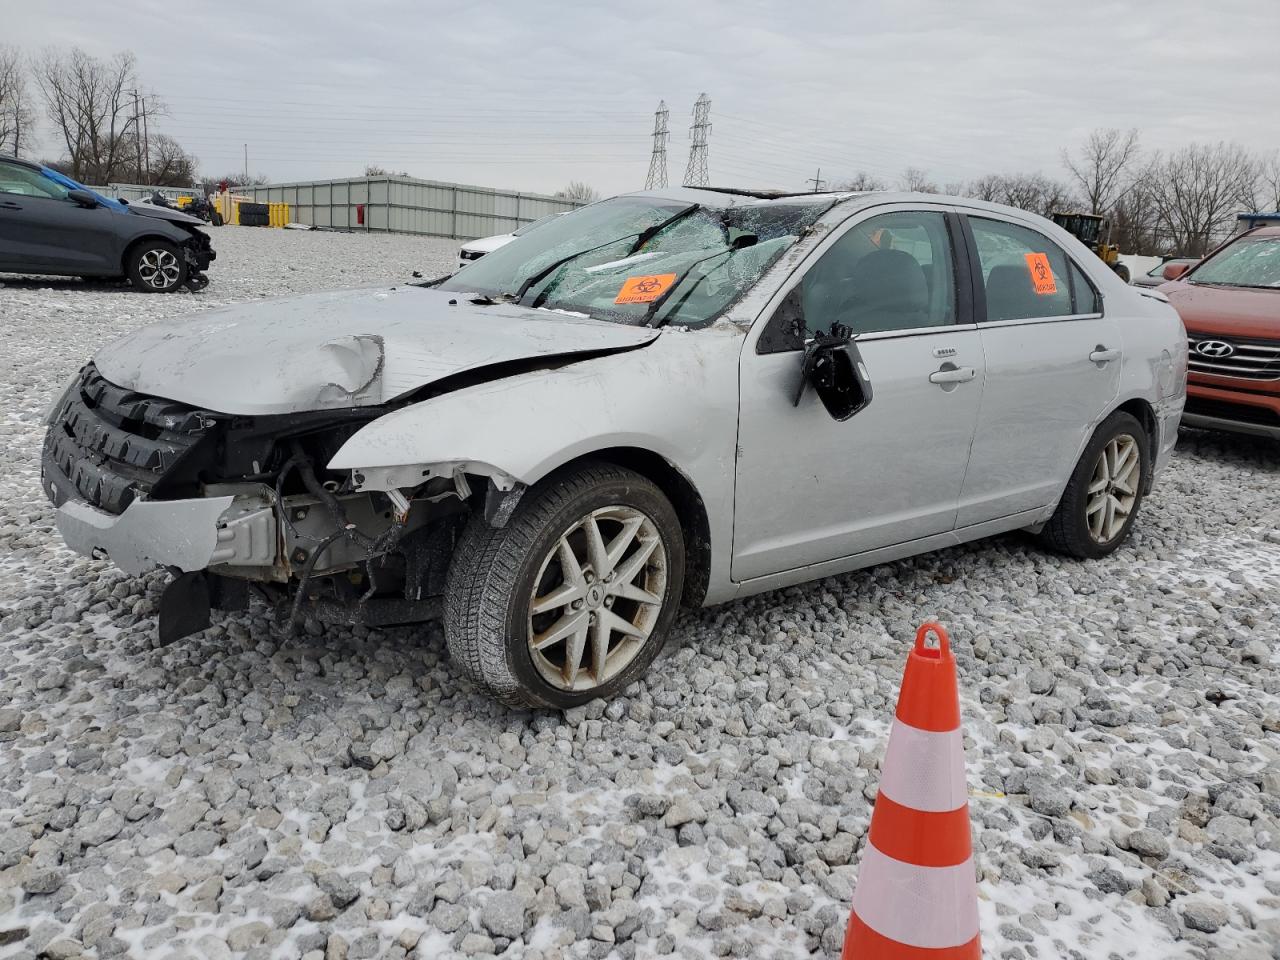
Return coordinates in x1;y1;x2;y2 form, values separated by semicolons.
615;274;677;304
1025;253;1058;295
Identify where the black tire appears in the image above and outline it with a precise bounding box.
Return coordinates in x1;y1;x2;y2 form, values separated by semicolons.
125;240;187;292
1038;411;1150;559
1113;262;1131;284
210;211;224;227
444;462;686;708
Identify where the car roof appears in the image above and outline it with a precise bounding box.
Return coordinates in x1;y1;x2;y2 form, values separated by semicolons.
1244;225;1280;238
623;187;1072;232
0;154;42;171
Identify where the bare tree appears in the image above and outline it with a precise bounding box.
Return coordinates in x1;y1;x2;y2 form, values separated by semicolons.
964;174;1004;203
1242;150;1280;213
1062;128;1141;215
555;180;599;204
147;134;197;186
834;171;887;192
199;172;269;194
33;47;162;183
364;164;410;177
898;167;938;193
1144;142;1258;256
961;172;1077;217
0;45;35;155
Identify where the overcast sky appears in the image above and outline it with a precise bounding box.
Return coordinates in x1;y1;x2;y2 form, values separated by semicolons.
9;0;1279;197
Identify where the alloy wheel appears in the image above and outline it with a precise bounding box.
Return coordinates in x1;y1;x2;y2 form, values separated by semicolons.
138;248;181;289
526;505;668;691
1086;433;1140;543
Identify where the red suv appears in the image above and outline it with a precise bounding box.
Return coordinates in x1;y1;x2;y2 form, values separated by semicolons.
1160;226;1280;440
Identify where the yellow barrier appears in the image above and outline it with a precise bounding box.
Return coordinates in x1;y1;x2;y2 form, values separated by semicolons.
213;194;290;228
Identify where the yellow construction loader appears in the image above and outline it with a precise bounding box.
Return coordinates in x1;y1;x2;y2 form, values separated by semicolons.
1051;212;1130;283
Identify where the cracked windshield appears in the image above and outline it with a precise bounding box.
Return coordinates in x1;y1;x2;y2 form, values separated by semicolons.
439;195;830;326
1188;236;1280;288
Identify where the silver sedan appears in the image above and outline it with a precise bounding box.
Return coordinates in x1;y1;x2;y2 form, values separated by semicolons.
42;188;1187;707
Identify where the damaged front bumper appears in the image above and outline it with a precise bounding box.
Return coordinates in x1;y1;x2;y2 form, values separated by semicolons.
55;493;243;575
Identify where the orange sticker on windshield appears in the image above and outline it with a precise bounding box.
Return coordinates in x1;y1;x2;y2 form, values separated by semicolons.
615;274;677;304
1025;253;1057;295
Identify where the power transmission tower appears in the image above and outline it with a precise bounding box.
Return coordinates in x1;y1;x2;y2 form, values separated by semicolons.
683;93;711;188
644;100;670;189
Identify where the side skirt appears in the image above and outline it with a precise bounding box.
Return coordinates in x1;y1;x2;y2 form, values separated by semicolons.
727;506;1052;602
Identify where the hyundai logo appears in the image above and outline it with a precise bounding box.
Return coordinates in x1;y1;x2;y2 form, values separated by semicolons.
1195;340;1235;358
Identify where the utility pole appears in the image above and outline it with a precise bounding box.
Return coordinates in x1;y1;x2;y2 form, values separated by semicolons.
682;93;711;188
140;95;150;185
807;168;826;192
244;144;248;182
133;89;143;184
644;100;670;190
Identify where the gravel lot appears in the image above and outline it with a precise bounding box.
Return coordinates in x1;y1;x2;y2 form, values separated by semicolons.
1;228;1278;960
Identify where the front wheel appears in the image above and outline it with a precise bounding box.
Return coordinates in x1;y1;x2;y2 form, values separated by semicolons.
1112;262;1131;284
1038;411;1149;559
444;462;685;708
126;240;186;292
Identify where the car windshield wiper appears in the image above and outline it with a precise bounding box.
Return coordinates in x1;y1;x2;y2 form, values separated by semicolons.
512;204;700;306
642;234;757;327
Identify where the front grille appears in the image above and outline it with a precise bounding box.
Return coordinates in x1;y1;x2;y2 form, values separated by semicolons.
1184;396;1280;428
42;365;216;514
1187;335;1280;381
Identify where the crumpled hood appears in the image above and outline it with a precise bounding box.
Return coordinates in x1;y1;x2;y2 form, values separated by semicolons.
126;201;205;225
93;286;660;415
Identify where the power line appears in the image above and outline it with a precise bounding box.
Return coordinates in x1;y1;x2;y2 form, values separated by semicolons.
644;100;670;190
683;93;711;188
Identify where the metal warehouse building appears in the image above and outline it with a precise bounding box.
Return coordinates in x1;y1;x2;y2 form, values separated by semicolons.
234;175;582;239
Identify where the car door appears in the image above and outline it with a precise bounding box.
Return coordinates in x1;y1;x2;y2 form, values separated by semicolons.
954;211;1120;526
733;205;986;582
0;161;117;274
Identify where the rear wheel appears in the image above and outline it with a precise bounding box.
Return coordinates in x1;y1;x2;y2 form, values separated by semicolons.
1038;411;1149;559
1112;262;1131;284
126;240;186;292
444;462;685;708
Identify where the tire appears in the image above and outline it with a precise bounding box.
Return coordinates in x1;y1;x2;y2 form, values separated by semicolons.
1113;263;1131;284
1038;411;1150;559
211;211;224;227
126;240;187;292
445;462;686;708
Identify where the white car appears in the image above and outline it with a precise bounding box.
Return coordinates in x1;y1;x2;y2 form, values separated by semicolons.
457;213;563;270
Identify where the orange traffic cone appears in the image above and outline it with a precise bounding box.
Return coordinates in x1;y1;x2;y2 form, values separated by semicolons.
841;622;980;959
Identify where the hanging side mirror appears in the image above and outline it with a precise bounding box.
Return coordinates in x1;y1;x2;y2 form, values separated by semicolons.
67;189;99;209
793;323;873;421
1162;262;1190;281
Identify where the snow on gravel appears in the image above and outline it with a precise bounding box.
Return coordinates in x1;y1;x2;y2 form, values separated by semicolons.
1;228;1278;960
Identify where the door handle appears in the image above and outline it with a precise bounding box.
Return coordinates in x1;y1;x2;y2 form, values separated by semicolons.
929;365;976;384
1089;346;1121;364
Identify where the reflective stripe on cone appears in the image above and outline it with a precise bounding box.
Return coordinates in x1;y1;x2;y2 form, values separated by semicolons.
877;722;968;813
843;911;982;960
849;846;980;949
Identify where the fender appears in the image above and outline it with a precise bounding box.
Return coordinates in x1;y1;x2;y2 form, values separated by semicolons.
327;329;746;599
